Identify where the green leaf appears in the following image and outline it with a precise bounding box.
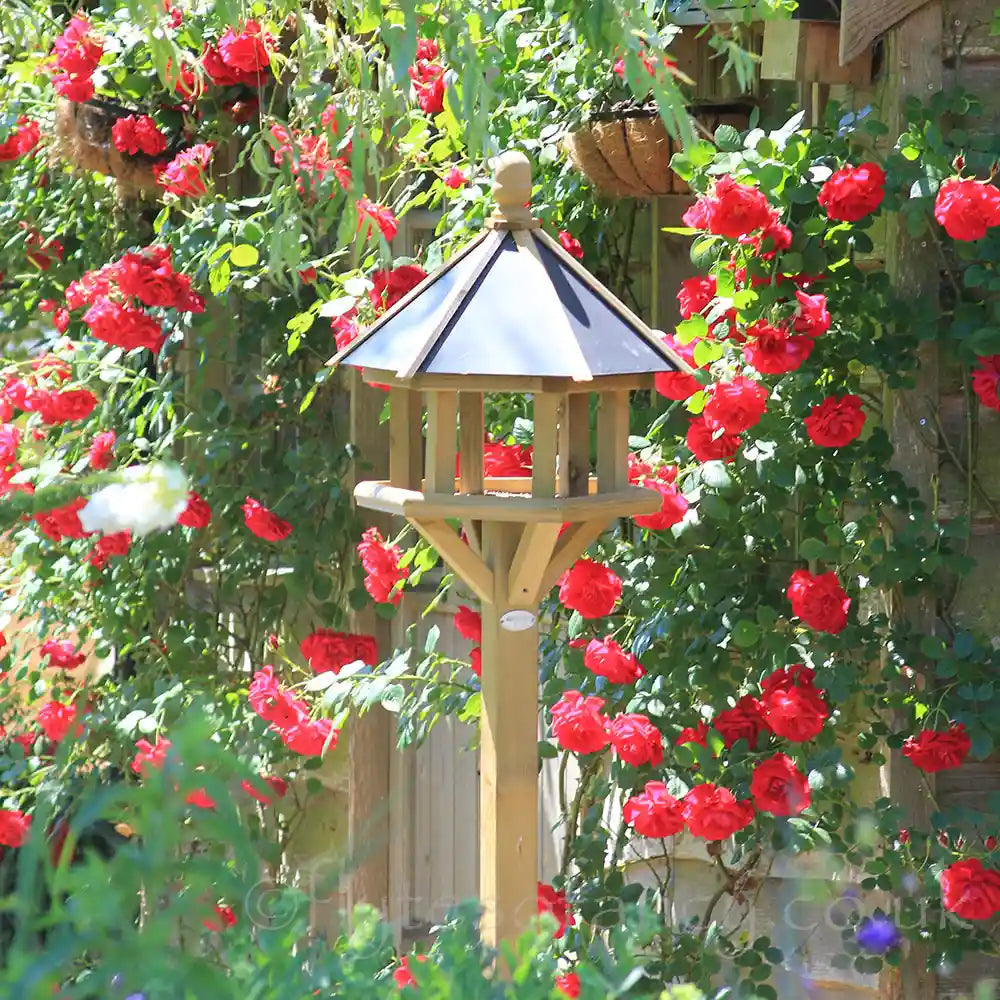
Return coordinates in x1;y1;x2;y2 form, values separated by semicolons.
731;620;761;649
798;538;828;560
380;683;405;712
230;244;260;268
676;315;709;344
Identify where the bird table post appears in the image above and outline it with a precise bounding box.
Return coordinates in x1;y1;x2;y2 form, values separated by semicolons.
331;149;694;951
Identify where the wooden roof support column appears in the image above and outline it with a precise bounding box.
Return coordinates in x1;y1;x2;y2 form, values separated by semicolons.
560;393;591;498
596;390;630;493
389;387;423;490
880;7;941;1000
424;391;458;494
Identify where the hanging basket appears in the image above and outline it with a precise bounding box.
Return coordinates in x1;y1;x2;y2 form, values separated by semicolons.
53;97;174;199
565;104;753;199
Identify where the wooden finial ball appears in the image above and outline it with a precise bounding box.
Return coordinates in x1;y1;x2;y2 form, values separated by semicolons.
491;150;533;222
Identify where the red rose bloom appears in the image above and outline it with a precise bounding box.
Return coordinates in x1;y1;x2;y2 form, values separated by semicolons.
682;783;755;840
38;700;77;744
36;498;90;542
902;722;972;773
0;118;40;162
941;858;1000;920
131;735;171;776
356;196;399;242
369;264;428;314
609;713;663;767
280;717;338;757
583;637;644;684
818;162;885;222
416;38;440;60
300;629;377;674
972;355;1000;411
682;176;775;239
655;333;702;401
156;143;214;198
202;903;238;932
787;569;851;634
40;639;85;669
88;430;115;470
804;395;866;448
113;246;201;310
538;882;574;938
218;19;275;74
35;388;98;425
83;298;164;353
242;774;288;806
0;809;30;848
558;230;584;259
356;526;409;605
178;491;212;529
751;753;810;816
633;477;689;530
111;115;167;157
469;646;481;676
762;680;829;743
550;690;610;754
677;721;710;747
558;559;622;619
677;275;717;319
703;377;768;435
713;695;769;749
87;531;131;570
556;972;581;998
242;497;292;541
686;417;742;463
623;781;685;838
409;59;446;114
792;290;831;337
443;166;467;190
482;439;532;476
393;955;427;989
453;605;482;643
742;321;814;375
934;177;1000;241
185;788;217;810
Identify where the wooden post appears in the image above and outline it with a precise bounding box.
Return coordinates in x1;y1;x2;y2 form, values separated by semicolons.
425;391;458;493
478;521;539;949
880;7;941;1000
532;393;561;498
596;391;630;493
559;393;591;498
389;387;423;490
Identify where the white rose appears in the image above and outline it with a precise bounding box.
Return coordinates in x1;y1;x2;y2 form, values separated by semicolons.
80;461;190;537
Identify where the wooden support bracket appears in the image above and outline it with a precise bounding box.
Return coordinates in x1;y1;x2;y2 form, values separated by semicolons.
408;517;495;604
508;522;563;607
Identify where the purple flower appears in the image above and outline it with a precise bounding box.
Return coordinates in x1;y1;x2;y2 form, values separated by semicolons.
856;914;900;954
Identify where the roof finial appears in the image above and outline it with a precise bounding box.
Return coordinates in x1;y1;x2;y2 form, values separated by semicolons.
488;150;538;229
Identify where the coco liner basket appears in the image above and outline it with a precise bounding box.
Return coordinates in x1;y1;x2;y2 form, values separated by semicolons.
566;102;753;198
53;97;176;198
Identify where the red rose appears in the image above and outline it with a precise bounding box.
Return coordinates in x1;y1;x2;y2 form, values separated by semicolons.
88;430;115;470
356;526;409;605
558;559;622;619
393;955;427;989
36;498;90;542
202;903;238;932
453;605;482;643
633;477;688;530
941;858;1000;920
300;629;377;674
741;219;792;259
113;246;199;310
751;753;810;816
185;788;217;810
35;388;98;424
40;639;85;669
443;166;467;190
804;395;866;448
787;569;850;634
280;717;338;757
409;60;446;114
682;783;755;840
558;230;584;259
242;497;293;541
676;721;709;747
792;290;831;337
817;162;886;222
218;19;274;73
482;439;532;476
538;882;574;937
583;637;643;684
934;177;1000;241
677;275;717;319
87;531;131;570
655;345;702;401
556;972;581;998
111;115;167;157
762;683;829;743
902;722;971;773
742;321;814;375
131;735;172;776
623;781;685;837
682;176;775;239
177;491;212;529
242;774;288;806
156;143;214;198
686;417;742;464
416;38;440;60
38;700;77;743
369;264;428;314
83;298;164;353
713;695;769;749
703;377;768;434
608;713;663;767
972;355;1000;411
0;118;40;162
550;690;610;754
469;646;481;676
0;808;30;848
357;197;399;242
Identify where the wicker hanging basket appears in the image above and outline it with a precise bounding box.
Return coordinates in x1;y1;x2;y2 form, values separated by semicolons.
565;104;753;199
53;97;174;199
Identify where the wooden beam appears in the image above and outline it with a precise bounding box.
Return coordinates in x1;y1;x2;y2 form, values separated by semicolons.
424;391;458;494
532;393;561;498
879;8;941;1000
479;521;539;950
458;392;485;495
596;391;630;493
560;393;591;498
389;387;423;490
407;517;495;604
507;522;563;607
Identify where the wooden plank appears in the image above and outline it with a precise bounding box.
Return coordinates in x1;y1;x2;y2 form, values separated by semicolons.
458;392;485;495
424;391;458;494
840;0;933;66
389;387;423;490
560;393;591;497
596;390;631;493
408;517;495;604
878;8;941;1000
532;393;561;497
508;522;563;607
761;18;804;80
479;521;539;951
